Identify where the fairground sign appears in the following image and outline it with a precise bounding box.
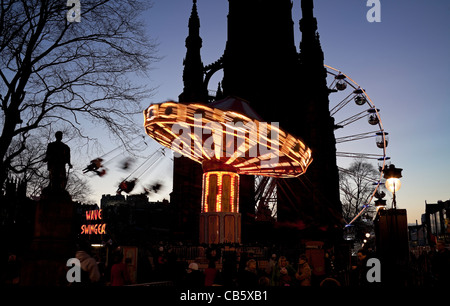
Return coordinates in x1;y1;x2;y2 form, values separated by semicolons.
80;209;106;235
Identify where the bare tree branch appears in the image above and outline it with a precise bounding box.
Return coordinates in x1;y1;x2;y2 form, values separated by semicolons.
339;158;379;223
0;0;158;192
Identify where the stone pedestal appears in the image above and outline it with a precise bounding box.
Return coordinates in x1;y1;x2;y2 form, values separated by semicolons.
374;208;409;286
20;188;75;286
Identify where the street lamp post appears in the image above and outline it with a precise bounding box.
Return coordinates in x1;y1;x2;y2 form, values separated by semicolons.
375;164;408;286
383;164;403;209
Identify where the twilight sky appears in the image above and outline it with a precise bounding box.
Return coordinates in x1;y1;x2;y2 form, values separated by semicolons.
84;0;450;225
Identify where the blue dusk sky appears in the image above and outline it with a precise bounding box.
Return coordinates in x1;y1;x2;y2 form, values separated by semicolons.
84;0;450;226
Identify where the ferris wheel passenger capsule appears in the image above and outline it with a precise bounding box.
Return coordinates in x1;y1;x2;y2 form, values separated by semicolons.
353;88;367;106
335;74;347;91
377;156;391;171
367;108;380;125
376;132;389;149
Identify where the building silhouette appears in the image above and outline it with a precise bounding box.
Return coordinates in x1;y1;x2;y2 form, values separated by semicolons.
171;0;343;245
100;194;172;245
423;200;450;245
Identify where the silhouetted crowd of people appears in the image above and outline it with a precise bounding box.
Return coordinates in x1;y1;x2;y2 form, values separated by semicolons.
2;240;449;287
147;246;317;288
408;240;450;287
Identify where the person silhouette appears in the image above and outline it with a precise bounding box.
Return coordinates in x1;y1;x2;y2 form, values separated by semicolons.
44;131;72;190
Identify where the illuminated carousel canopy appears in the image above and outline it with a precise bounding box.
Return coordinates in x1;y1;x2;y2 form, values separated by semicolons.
208;96;263;121
143;96;313;178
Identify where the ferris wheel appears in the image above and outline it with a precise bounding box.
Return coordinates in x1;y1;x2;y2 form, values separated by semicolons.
254;65;389;226
325;64;389;226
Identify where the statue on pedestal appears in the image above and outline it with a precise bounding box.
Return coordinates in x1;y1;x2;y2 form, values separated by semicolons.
44;131;72;191
20;131;75;285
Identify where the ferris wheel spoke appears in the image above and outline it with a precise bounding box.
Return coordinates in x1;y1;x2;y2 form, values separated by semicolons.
336;152;384;160
335;130;381;143
334;109;371;128
330;92;354;116
254;175;278;220
328;71;359;93
255;176;270;196
328;78;338;90
338;167;381;184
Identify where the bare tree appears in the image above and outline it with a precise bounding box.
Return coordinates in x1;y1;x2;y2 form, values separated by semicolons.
0;0;158;192
339;158;379;223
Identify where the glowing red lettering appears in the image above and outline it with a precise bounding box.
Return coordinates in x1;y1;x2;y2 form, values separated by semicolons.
81;223;106;235
85;209;102;221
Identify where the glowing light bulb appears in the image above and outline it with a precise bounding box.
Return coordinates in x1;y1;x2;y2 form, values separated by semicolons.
385;177;401;193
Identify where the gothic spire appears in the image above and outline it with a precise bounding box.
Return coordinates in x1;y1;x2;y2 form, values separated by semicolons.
179;0;207;103
299;0;325;69
188;0;200;38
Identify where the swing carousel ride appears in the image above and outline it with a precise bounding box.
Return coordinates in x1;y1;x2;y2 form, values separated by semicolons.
81;63;391;239
82;136;166;196
142;96;313;243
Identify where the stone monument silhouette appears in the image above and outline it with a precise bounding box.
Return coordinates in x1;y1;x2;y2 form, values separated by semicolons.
43;131;73;192
20;131;76;285
172;0;343;245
